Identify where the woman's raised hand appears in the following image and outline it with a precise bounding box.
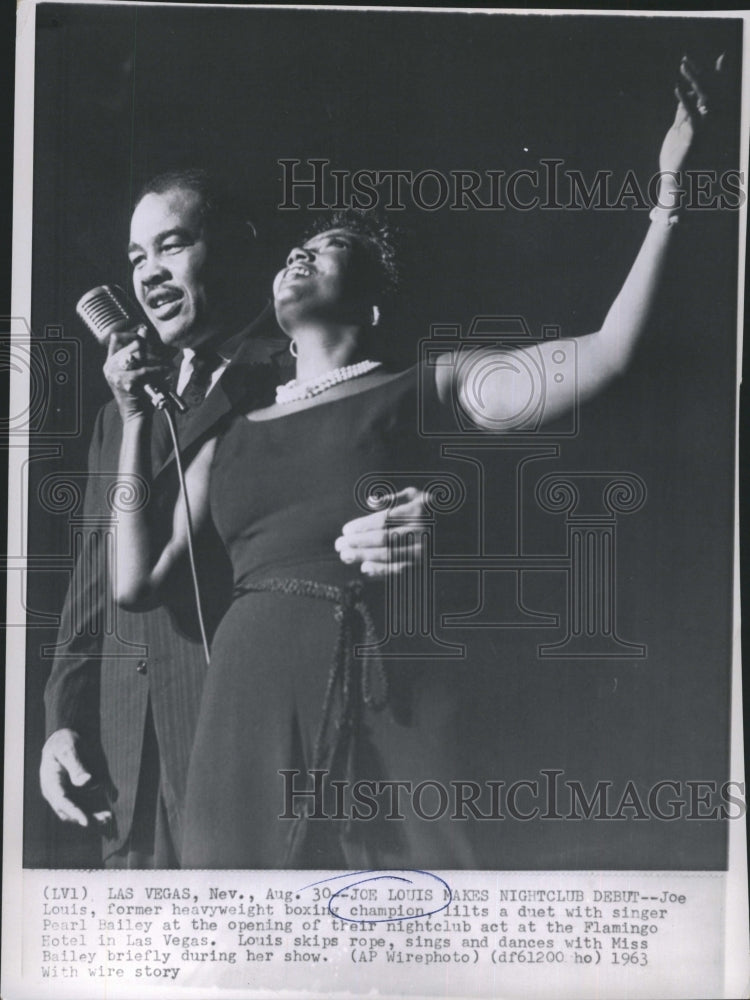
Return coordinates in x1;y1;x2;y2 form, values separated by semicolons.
659;54;725;179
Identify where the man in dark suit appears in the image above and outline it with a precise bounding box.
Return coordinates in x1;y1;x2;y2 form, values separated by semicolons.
40;170;426;867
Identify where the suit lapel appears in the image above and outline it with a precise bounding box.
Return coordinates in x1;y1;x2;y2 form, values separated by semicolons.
153;319;289;480
151;409;174;472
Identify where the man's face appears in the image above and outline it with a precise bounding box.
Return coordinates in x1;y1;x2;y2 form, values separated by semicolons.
273;228;374;329
128;186;217;349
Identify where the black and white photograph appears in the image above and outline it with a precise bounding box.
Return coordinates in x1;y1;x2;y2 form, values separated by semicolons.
3;3;748;998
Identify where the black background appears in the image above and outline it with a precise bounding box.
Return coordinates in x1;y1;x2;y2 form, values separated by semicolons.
18;4;744;869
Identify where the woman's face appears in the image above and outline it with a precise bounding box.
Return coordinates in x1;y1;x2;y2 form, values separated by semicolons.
273;228;375;328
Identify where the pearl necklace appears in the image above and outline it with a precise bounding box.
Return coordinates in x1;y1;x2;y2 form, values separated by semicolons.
275;360;382;405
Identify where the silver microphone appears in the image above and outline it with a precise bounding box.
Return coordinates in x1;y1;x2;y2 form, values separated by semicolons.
75;284;186;412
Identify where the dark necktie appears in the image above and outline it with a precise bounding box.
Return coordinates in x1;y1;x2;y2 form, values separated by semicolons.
181;349;222;409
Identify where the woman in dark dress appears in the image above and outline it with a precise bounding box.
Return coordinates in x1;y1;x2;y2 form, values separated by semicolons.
110;59;719;868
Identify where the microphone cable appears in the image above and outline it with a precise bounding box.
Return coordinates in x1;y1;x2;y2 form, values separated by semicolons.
160;403;211;666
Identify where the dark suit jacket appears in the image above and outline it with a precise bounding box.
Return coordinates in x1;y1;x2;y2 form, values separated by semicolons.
44;317;287;860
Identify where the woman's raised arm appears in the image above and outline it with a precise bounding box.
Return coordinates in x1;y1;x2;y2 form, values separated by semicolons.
441;56;725;430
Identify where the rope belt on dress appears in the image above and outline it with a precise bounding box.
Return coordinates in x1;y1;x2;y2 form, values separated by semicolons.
232;577;388;864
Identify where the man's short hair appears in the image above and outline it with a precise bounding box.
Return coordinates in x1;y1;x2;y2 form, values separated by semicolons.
134;169;257;260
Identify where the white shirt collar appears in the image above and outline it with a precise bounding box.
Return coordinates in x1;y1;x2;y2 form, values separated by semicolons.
176;346;230;397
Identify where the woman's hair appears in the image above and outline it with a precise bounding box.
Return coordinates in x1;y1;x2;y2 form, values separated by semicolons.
303;209;403;306
301;209;412;367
